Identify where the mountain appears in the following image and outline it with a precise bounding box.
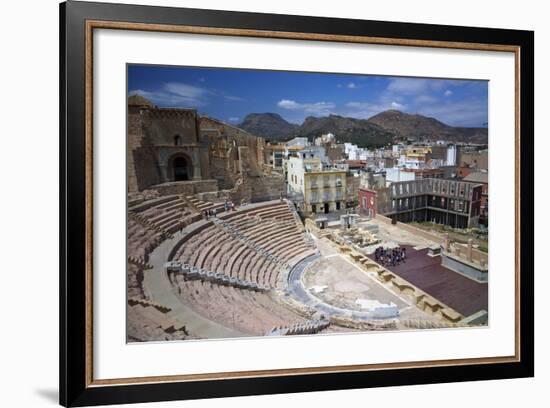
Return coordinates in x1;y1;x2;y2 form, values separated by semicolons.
238;113;299;141
294;115;394;148
367;110;488;144
238;110;488;147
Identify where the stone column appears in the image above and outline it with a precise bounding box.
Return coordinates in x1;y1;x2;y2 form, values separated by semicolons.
159;164;169;182
192;149;202;180
467;238;473;262
443;233;450;252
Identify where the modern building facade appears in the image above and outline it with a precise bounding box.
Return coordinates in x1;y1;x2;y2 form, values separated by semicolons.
372;178;483;228
358;188;378;218
463;172;489;226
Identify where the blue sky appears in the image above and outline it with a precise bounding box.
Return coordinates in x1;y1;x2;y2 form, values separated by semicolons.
128;65;488;127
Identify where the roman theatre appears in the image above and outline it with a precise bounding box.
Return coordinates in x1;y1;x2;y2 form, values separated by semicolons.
126;95;488;342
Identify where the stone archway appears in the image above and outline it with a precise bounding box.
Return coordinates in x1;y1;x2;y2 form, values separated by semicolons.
170;154;193;181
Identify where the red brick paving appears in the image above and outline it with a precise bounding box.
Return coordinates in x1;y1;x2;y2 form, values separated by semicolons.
367;246;488;317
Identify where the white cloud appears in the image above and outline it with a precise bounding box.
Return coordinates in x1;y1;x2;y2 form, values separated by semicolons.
372;78;486;125
224;94;245;101
164;82;209;99
277;99;336;116
130;82;211;107
391;101;405;109
129;82;244;107
416;99;487;126
277;99;300;109
228;117;240;122
347;82;357;89
385;78;459;96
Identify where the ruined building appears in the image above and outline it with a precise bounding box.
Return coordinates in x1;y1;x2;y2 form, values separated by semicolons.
127;94;284;202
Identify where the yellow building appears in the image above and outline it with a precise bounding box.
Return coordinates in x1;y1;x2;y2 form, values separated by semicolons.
287;157;347;214
400;146;432;169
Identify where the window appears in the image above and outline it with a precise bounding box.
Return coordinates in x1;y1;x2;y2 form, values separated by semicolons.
174;135;182;146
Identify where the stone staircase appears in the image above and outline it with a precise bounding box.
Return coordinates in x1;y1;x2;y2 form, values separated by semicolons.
128;211;173;239
401;319;471;329
184;195;225;213
286;201;317;249
211;217;290;270
129;302;187;334
165;261;270;292
267;319;330;336
127;297;171;313
127;256;153;270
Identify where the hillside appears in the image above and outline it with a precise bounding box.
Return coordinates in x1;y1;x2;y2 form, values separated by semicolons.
238;113;299;141
294;115;394;148
238;110;488;146
367;110;488;144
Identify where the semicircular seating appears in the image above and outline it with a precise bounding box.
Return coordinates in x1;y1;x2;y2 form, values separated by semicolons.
169;201;320;335
174;202;318;289
128;197;323;338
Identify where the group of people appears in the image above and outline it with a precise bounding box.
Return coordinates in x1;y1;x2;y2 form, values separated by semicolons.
374;246;407;267
223;200;237;213
203;200;238;220
203;208;219;219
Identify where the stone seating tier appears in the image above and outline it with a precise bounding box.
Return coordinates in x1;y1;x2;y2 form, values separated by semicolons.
267;319;331;336
165;261;271;292
172;276;307;335
127;304;190;342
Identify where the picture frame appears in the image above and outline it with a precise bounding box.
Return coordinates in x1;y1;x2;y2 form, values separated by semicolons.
60;0;534;406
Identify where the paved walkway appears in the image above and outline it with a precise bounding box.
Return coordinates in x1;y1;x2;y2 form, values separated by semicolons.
143;228;246;339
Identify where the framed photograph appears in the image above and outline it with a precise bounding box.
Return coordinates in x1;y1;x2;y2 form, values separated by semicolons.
60;0;534;406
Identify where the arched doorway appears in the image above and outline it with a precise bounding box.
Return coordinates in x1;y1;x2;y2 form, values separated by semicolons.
173;156;190;181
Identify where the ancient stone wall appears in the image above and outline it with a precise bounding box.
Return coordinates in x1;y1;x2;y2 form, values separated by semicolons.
128;97;279;198
249;173;285;203
346;174;361;205
128;106;163;192
198;116;282;202
148;180;219;196
147;109;199;145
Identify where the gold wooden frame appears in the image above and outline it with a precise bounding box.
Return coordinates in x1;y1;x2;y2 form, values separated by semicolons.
84;20;521;388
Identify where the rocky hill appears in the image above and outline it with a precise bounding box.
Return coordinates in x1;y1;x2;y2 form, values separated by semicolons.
238;113;299;141
367;110;488;144
294;115;394;148
238;110;488;146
